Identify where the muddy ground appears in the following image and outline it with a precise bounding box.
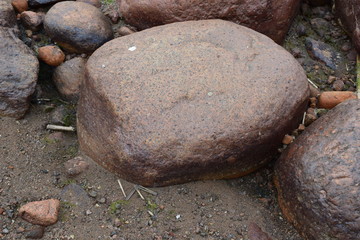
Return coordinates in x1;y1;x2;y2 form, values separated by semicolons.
0;1;357;240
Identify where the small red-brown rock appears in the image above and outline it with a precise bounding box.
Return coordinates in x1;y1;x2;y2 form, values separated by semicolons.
332;79;344;91
38;46;65;66
64;156;90;176
19;199;60;226
20;11;42;31
117;26;135;36
282;134;294;145
309;84;320;98
318;91;357;109
76;0;101;8
0;207;4;215
11;0;28;13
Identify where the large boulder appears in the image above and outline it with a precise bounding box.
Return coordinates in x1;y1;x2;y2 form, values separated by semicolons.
274;100;360;240
0;27;39;118
118;0;301;44
0;0;17;28
44;1;113;53
335;0;360;53
77;20;310;187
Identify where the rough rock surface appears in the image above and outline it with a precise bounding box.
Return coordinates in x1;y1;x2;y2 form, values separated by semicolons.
20;11;43;32
0;0;17;28
0;27;39;118
78;20;309;187
274;100;360;240
18;199;60;226
44;1;113;53
118;0;301;44
335;0;360;53
53;57;86;102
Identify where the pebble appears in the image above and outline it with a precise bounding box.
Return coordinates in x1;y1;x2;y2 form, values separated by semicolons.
304;113;317;126
19;199;60;226
318;91;357;109
332;80;344;91
38;46;65;66
88;190;97;198
117;26;135;36
327;76;336;84
85;210;92;215
0;207;4;214
305;38;338;70
11;0;28;13
282;135;294;145
341;42;352;52
26;226;45;239
20;11;43;31
2;228;9;234
17;227;25;233
64;156;90;176
98;197;106;204
296;24;306;37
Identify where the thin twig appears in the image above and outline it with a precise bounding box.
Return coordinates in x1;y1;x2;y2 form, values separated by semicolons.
125;188;136;201
357;55;360;98
134;185;145;200
46;124;75;132
302;112;306;125
307;78;319;89
137;185;158;196
117;179;126;198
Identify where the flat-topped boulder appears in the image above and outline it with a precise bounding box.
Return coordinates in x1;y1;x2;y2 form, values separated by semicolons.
0;27;39;118
275;100;360;240
77;20;309;186
119;0;301;44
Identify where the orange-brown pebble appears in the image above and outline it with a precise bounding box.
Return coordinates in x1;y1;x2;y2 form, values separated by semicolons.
282;134;294;145
11;0;28;13
298;124;305;131
18;199;60;226
118;26;135;36
318;91;357;109
38;46;65;66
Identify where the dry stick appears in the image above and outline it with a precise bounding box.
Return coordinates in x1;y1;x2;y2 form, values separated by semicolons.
134;185;145;200
137;185;158;196
302;112;306;125
125;188;136;201
307;78;319;89
46;124;75;132
117;179;126;198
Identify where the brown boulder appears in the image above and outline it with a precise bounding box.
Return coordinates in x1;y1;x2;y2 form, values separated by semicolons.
19;199;60;226
78;20;309;187
11;0;28;13
335;0;360;53
118;0;301;44
274;99;360;240
53;57;86;102
0;27;39;118
44;1;113;53
38;45;65;66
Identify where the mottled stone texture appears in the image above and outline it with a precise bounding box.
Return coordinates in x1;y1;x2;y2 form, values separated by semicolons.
335;0;360;53
118;0;301;44
0;0;17;28
275;100;360;240
44;1;113;53
0;27;39;118
77;20;309;187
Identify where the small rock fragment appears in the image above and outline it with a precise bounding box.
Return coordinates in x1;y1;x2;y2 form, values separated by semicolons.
309;97;317;108
11;0;28;13
50;105;66;125
118;26;135;36
19;199;60;226
64;156;90;176
20;11;43;31
0;207;4;215
25;226;45;239
282;135;294;145
332;80;344;91
305;38;339;70
309;84;320;98
318;91;357;109
327;75;336;84
38;45;65;66
304;113;317;126
248;222;273;240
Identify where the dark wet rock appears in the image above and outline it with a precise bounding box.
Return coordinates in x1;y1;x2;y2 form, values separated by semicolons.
44;1;113;53
28;0;64;7
335;0;360;53
119;0;301;44
310;18;331;37
53;57;86;102
275;100;360;240
77;20;310;187
25;226;45;239
60;184;92;213
248;222;273;240
64;156;90;176
0;0;17;29
305;38;339;70
20;11;43;32
0;27;39;119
